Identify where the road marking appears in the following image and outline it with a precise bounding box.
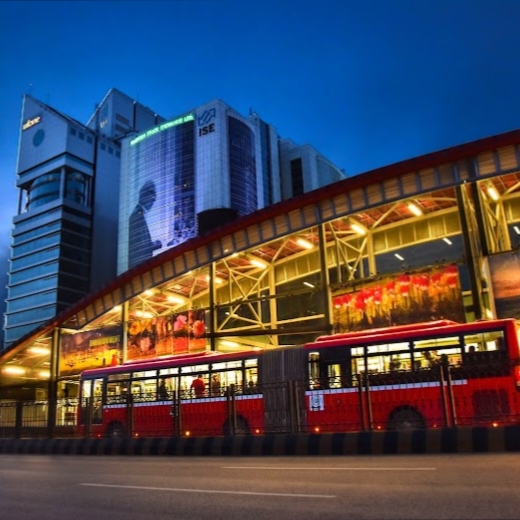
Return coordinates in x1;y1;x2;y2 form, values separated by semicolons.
222;466;436;471
79;483;335;498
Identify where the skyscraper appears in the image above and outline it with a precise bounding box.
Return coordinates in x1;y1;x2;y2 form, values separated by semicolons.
3;89;164;347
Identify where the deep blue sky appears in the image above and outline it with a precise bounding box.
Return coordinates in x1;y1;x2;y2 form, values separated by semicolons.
1;0;520;336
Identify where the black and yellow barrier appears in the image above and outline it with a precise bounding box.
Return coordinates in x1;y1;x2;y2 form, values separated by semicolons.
1;426;519;456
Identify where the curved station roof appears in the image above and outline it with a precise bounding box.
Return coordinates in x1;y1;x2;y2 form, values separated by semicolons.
2;128;520;385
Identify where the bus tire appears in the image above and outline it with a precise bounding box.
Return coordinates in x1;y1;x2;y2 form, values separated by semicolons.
106;421;125;438
387;407;425;431
223;416;251;436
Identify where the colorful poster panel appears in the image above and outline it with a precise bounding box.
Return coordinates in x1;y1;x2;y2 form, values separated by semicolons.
127;309;206;361
489;251;520;319
332;264;466;333
60;325;122;377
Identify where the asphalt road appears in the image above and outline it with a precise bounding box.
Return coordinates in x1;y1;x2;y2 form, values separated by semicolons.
0;453;518;520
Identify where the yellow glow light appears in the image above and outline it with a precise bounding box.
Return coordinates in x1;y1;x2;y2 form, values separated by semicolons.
407;202;423;216
296;238;314;249
3;366;25;375
487;186;499;201
29;347;50;355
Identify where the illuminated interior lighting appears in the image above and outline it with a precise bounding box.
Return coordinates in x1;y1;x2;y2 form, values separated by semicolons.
111;305;122;313
296;238;314;249
135;310;154;319
205;275;223;284
487;186;499;201
407;202;423;216
303;281;315;288
395;253;404;261
38;371;50;379
143;290;155;296
514;226;520;235
221;340;240;348
166;294;186;305
350;222;366;235
3;366;25;375
249;257;268;269
28;347;50;355
443;238;453;245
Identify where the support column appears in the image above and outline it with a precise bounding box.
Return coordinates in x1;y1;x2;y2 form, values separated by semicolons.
456;184;483;320
209;263;217;351
318;224;333;332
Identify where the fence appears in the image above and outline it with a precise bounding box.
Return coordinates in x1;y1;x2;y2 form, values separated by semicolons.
1;360;518;439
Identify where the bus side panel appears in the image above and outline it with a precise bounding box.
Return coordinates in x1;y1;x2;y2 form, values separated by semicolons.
306;389;363;432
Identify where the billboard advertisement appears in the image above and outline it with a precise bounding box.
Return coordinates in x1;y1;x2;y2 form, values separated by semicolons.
118;115;196;273
127;309;206;361
60;325;122;377
489;251;520;319
332;264;465;333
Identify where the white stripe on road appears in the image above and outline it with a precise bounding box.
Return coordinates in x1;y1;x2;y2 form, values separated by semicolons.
222;466;436;471
79;483;335;498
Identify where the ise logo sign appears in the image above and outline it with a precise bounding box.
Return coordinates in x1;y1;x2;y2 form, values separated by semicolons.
197;108;216;137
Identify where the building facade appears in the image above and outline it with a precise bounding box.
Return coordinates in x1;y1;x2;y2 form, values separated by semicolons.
3;90;346;348
1;127;520;405
3;89;164;347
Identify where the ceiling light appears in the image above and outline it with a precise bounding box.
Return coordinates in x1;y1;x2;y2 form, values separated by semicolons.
135;310;154;319
38;371;50;379
221;340;239;348
443;238;453;245
111;305;122;313
487;186;499;201
349;218;367;235
296;238;314;249
303;281;315;288
395;253;404;261
407;202;423;216
167;294;186;305
3;366;25;375
514;226;520;235
143;290;155;296
249;257;268;269
205;275;223;284
28;347;50;355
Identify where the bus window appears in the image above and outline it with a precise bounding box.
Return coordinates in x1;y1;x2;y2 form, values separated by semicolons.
106;379;129;404
328;363;341;388
245;358;259;393
308;352;320;389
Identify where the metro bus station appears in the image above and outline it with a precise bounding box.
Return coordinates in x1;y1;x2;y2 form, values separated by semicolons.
1;128;520;438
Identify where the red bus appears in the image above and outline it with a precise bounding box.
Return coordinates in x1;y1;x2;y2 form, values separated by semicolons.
78;318;520;437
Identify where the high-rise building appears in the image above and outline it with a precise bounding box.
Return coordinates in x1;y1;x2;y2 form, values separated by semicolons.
3;89;164;347
117;99;346;273
3;90;346;348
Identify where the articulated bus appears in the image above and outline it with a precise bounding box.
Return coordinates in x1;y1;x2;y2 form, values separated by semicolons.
78;318;520;438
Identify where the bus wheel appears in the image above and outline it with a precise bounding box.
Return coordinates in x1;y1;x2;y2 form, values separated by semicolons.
387;407;425;430
106;421;125;438
223;416;251;436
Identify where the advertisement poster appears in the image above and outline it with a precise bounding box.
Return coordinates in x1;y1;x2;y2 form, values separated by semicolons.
60;325;122;377
332;264;465;333
489;251;520;319
127;310;206;361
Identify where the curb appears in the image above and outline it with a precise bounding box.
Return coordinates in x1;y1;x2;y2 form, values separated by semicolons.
1;426;519;456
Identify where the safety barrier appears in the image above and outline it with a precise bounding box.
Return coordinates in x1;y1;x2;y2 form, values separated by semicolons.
1;426;520;456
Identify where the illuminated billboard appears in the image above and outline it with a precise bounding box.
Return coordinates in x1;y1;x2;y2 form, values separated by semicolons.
60;325;122;377
127;310;206;361
119;115;196;273
489;251;520;319
332;264;465;333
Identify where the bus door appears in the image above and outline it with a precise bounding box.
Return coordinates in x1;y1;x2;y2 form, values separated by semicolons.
80;377;104;427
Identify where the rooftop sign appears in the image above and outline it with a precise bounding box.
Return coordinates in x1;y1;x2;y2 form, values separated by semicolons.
130;114;194;146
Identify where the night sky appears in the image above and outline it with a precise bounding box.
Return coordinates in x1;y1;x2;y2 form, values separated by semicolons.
1;0;520;343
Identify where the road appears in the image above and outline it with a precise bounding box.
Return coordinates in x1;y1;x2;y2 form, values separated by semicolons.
0;453;518;519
